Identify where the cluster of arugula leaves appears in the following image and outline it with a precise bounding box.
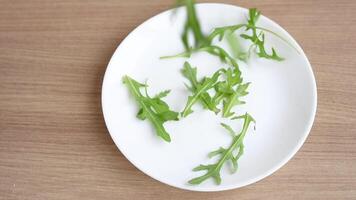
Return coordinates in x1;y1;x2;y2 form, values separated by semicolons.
161;4;294;62
122;0;293;186
181;62;250;118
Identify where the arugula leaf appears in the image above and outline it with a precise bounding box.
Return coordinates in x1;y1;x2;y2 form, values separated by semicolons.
154;90;171;99
189;113;255;185
215;67;242;94
181;63;246;118
240;8;283;61
207;24;245;42
161;45;239;69
176;0;208;49
208;8;285;61
240;32;283;61
182;62;220;114
181;68;222;117
225;30;249;61
199;45;239;69
211;66;245;116
123;75;179;142
162;1;241;69
222;82;250;118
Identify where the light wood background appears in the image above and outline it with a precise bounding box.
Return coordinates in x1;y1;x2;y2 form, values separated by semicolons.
1;0;356;199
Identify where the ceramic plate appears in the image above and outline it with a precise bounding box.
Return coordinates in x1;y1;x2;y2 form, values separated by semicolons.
102;3;317;191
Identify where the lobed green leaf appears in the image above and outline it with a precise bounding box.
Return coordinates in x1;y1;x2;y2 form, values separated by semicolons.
123;75;178;142
188;113;255;185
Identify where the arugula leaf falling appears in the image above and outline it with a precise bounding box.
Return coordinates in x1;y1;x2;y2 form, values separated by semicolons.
163;0;241;68
176;0;208;50
123;75;179;142
189;113;255;185
164;3;294;63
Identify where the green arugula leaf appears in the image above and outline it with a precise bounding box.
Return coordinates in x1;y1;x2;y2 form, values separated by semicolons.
123;75;179;142
161;45;239;69
176;0;208;49
222;82;250;118
162;1;241;69
182;62;220;114
181;68;221;117
207;24;245;42
181;61;199;91
225;30;249;61
212;66;244;112
240;32;283;61
199;45;239;69
189;113;255;185
154;90;171;99
208;8;286;61
215;67;242;93
181;64;246;118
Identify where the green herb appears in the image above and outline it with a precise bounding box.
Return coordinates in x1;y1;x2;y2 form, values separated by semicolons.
214;67;242;98
241;8;283;60
225;30;248;61
176;0;208;49
164;0;240;68
181;67;222;117
166;3;296;63
123;75;179;142
189;113;255;185
207;8;300;61
222;82;250;118
210;67;249;118
161;45;239;69
207;24;245;42
182;62;220;114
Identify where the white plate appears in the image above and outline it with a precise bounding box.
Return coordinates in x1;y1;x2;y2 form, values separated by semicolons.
102;3;317;191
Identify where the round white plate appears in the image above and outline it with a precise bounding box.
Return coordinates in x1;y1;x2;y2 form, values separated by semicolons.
102;3;317;191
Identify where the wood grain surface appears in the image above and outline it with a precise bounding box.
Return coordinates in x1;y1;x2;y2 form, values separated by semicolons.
1;0;356;199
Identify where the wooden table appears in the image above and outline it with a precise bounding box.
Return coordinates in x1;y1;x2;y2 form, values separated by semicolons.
1;0;355;199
